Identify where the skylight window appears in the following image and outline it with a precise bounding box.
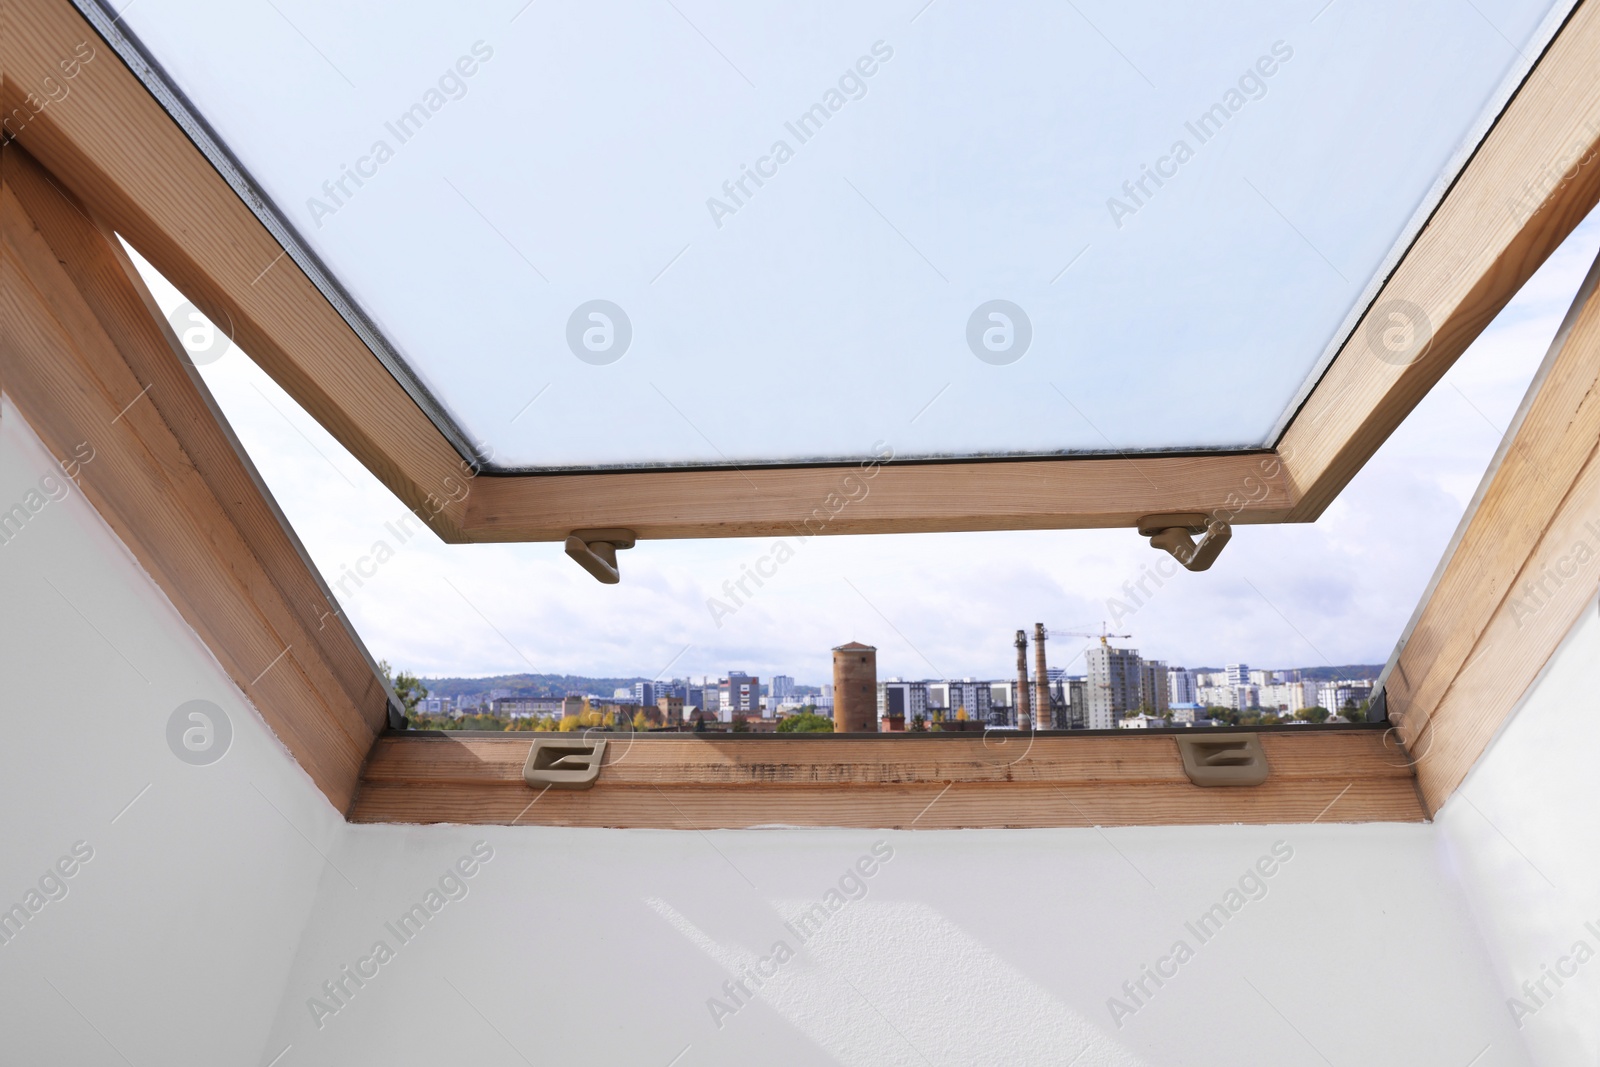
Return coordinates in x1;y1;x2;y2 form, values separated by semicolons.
105;0;1574;470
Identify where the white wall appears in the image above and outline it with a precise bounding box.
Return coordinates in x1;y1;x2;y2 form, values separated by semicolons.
1438;594;1600;1064
0;397;1539;1066
0;396;339;1066
263;821;1528;1067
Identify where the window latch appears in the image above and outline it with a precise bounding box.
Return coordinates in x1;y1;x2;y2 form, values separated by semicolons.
1175;734;1268;786
523;737;607;790
1138;513;1232;572
563;528;636;584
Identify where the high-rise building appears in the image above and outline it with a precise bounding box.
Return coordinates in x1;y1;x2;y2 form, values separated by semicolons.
1317;681;1374;717
1226;663;1250;687
770;675;795;703
1168;667;1197;706
1140;659;1170;714
721;672;760;717
1260;682;1309;714
632;680;656;706
832;643;877;732
877;679;928;728
927;679;994;723
990;680;1026;726
1086;645;1143;729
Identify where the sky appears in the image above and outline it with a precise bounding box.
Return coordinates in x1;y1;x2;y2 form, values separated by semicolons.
126;211;1600;687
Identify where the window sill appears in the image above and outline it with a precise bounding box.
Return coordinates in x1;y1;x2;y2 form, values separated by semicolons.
351;726;1422;828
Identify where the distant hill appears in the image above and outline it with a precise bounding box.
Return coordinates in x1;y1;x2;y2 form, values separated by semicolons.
1293;664;1385;682
420;673;651;699
1190;664;1385;682
416;665;1383;700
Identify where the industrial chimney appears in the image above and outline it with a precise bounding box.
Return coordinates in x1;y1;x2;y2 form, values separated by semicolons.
1013;629;1032;730
1033;623;1052;730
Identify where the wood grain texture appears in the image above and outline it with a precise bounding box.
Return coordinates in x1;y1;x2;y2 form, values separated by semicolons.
0;144;383;812
1280;0;1600;520
0;0;471;538
1385;250;1600;812
1384;238;1600;812
351;730;1424;828
465;451;1294;541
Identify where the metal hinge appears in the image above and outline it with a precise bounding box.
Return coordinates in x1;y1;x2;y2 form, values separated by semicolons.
564;528;636;584
1138;513;1233;572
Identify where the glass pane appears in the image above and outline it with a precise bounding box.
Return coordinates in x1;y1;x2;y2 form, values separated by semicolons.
117;0;1571;469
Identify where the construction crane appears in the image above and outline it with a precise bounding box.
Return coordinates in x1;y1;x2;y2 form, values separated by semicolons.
1044;624;1133;730
1019;623;1131;730
1053;623;1131;647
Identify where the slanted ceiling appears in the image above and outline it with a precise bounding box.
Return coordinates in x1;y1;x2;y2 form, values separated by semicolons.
0;145;387;811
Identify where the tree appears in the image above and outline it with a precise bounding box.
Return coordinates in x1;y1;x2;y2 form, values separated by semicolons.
558;714;581;732
379;660;428;723
632;710;650;731
777;712;832;733
1296;706;1331;724
955;708;969;722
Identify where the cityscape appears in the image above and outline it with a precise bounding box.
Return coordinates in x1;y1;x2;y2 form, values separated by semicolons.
397;628;1380;733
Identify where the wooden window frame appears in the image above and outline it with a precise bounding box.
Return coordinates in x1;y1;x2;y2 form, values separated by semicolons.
0;144;389;811
1379;232;1600;816
352;725;1423;829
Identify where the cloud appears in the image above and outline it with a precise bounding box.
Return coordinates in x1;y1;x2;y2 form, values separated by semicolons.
120;214;1600;684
